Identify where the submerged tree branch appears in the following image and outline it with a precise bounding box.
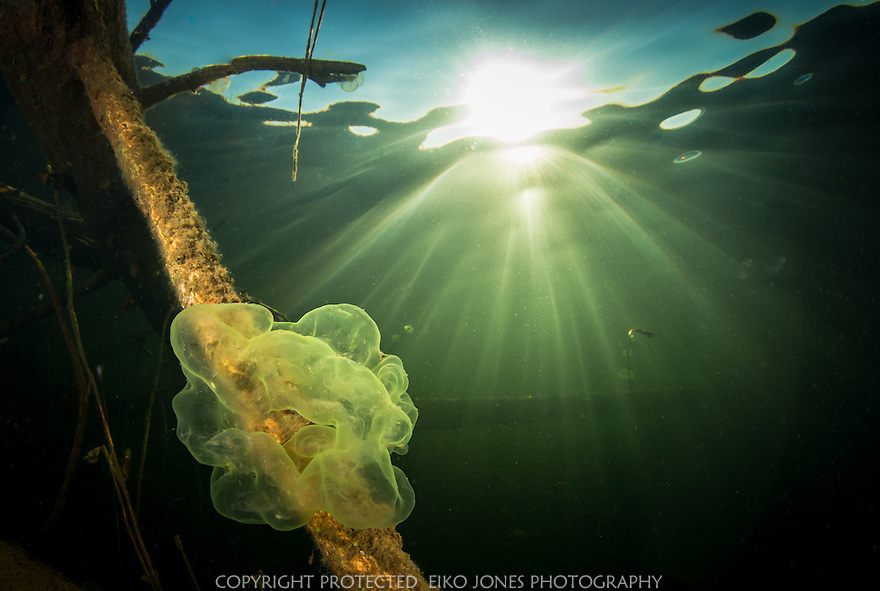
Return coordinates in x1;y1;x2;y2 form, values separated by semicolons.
129;0;175;52
139;55;366;109
71;39;241;308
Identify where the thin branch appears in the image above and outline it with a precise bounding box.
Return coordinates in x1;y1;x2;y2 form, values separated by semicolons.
129;0;175;52
1;184;85;225
138;55;366;109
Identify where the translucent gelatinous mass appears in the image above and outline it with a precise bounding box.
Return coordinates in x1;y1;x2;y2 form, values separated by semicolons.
170;303;418;530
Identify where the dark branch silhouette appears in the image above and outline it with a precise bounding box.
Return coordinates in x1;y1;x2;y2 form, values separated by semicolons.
129;0;175;52
138;55;366;109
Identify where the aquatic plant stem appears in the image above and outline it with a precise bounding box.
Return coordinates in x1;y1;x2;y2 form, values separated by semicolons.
136;305;175;516
174;534;202;591
54;188;163;590
292;0;327;182
0;220;88;533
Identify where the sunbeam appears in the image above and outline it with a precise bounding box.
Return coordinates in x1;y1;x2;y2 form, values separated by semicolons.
264;140;800;417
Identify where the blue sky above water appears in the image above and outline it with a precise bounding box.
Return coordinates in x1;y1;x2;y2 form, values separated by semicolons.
127;0;868;127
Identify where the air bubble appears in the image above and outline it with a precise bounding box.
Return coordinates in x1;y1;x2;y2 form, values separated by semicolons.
673;150;702;164
338;72;364;92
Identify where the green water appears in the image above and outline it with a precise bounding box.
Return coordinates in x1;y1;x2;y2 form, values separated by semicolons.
0;3;877;590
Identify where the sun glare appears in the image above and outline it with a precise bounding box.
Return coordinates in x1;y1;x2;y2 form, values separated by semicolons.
497;145;547;168
423;52;593;148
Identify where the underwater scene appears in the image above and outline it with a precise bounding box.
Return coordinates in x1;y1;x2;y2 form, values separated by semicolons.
0;0;878;589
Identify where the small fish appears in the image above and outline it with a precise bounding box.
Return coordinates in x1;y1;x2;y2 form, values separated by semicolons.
237;91;279;105
628;328;655;338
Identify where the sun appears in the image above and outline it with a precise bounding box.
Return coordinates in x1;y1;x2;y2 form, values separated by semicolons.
423;51;593;148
